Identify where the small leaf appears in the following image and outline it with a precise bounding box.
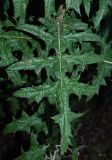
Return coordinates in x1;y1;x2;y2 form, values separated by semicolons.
53;112;82;155
7;57;54;73
92;44;112;93
7;70;23;85
63;16;88;30
44;0;55;19
18;135;45;160
14;83;57;103
64;51;104;66
83;0;91;16
4;112;42;133
66;0;82;15
93;0;108;29
68;80;96;98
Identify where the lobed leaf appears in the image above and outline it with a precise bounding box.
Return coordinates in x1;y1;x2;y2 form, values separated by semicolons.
4;112;42;133
64;32;102;43
68;80;96;98
18;135;45;160
64;51;104;66
17;24;53;43
13;83;57;103
7;57;54;73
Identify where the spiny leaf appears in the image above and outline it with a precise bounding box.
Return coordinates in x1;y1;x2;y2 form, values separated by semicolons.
52;80;83;154
66;0;82;14
63;16;88;30
14;83;57;103
4;112;42;133
92;63;111;93
18;135;45;160
64;32;102;43
68;80;96;98
93;0;108;29
0;41;16;67
92;44;112;93
64;51;104;65
83;0;91;16
7;57;54;73
44;0;55;19
53;111;82;155
17;24;53;43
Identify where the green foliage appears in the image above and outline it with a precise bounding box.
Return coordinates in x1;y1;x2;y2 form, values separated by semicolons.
66;0;91;16
0;0;112;159
18;135;46;160
93;0;112;29
12;0;29;23
4;112;44;133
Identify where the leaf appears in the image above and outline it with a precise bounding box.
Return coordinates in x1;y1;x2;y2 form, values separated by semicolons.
7;57;54;73
64;51;104;66
13;83;57;103
92;44;112;93
18;135;45;160
44;0;55;19
93;0;108;29
66;0;82;14
83;0;91;16
4;112;42;133
12;0;29;23
53;111;82;155
17;24;53;43
63;16;88;30
64;32;102;43
68;80;96;98
51;80;83;154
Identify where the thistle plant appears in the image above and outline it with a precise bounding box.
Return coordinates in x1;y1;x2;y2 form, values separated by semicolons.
0;0;112;159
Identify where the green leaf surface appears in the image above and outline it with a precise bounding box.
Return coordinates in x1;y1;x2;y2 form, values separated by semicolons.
66;0;82;14
18;135;45;160
7;57;54;72
83;0;91;16
64;51;104;65
93;0;108;28
63;16;88;30
0;40;16;67
53;111;82;155
68;80;96;98
17;24;53;43
92;44;112;93
64;32;102;43
12;0;29;23
4;112;42;133
7;70;23;85
44;0;55;19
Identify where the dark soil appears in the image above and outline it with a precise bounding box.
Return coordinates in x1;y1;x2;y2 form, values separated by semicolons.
77;79;112;160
